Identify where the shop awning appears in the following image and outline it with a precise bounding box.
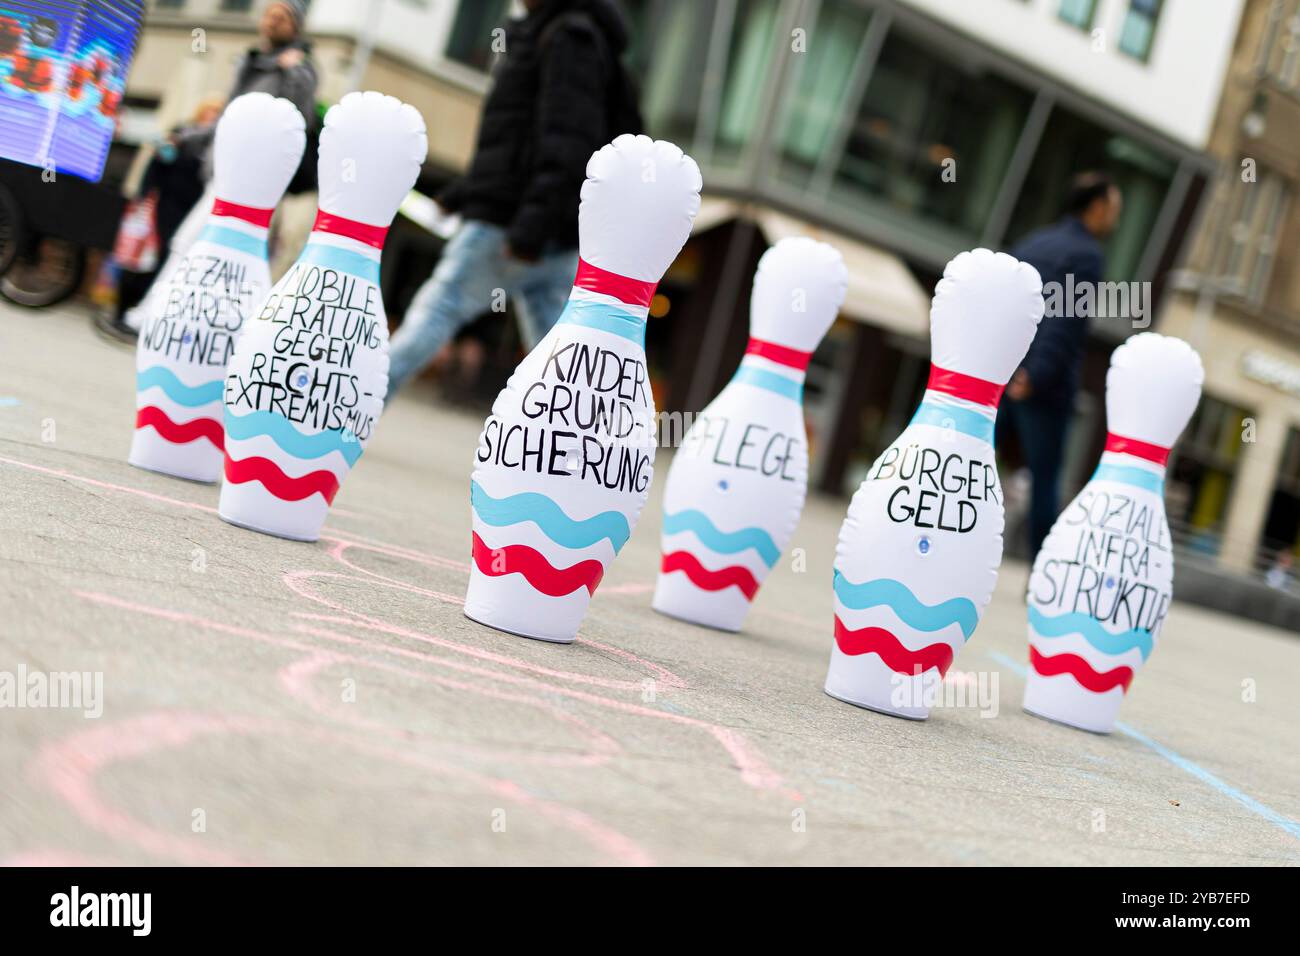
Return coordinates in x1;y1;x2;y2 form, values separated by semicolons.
692;199;931;339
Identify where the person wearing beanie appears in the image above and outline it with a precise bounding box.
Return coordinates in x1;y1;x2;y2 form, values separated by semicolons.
118;0;320;336
230;1;317;132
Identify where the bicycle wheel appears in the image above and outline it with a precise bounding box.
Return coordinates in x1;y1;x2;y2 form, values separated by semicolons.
0;236;86;308
0;182;23;277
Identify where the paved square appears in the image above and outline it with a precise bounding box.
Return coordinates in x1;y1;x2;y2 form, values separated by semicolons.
1;305;1296;865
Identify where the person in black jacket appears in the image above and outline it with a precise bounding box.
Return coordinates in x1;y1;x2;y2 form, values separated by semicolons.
168;0;318;182
1001;172;1122;557
387;0;632;393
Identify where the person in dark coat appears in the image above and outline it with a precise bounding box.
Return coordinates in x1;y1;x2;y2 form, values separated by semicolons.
1001;172;1122;558
172;0;318;180
387;0;634;393
229;0;317;124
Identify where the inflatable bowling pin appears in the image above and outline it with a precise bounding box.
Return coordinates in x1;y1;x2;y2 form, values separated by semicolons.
219;91;426;540
465;134;701;642
1024;333;1203;733
130;92;305;481
652;237;846;630
826;249;1043;719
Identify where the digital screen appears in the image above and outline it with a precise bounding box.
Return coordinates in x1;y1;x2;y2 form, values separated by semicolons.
0;0;144;182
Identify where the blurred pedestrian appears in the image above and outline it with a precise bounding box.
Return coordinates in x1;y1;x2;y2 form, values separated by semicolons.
1000;171;1122;558
172;0;320;269
109;97;223;333
386;0;640;394
1266;551;1293;591
123;0;319;331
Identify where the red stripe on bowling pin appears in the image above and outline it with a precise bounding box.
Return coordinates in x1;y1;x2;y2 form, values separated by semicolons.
1104;432;1170;465
744;338;812;371
926;364;1004;408
573;257;658;308
211;198;274;228
312;210;389;249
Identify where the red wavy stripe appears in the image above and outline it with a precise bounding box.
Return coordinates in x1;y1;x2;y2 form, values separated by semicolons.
1029;646;1133;694
660;550;759;600
135;406;223;451
833;615;954;676
471;531;603;597
223;454;340;504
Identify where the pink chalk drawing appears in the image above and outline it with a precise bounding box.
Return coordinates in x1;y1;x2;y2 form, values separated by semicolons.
1;452;799;866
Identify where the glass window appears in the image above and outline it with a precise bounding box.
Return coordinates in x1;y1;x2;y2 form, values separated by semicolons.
1257;1;1300;90
638;0;719;152
1167;395;1253;558
1058;0;1097;30
712;0;783;164
1118;0;1161;61
220;0;255;13
619;0;657;77
1262;427;1300;573
825;27;1034;243
1212;166;1291;305
1004;107;1177;280
774;0;873;186
445;0;510;72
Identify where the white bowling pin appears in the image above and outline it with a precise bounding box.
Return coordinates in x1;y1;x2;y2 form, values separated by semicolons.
465;134;702;643
652;237;846;631
129;92;304;482
1024;333;1203;733
218;91;427;540
826;249;1043;719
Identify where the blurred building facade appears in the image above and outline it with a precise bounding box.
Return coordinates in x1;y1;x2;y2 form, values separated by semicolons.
618;0;1240;508
1156;0;1300;574
127;0;1296;575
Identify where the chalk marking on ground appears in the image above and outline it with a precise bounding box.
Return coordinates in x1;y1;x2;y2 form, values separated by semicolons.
988;649;1300;843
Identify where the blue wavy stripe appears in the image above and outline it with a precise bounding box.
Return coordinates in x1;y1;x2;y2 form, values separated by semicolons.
136;366;224;407
732;366;802;401
1093;463;1164;495
299;243;381;284
557;300;645;345
471;481;630;552
832;571;979;640
910;400;995;444
223;409;363;466
663;509;780;568
1028;605;1153;661
197;224;267;259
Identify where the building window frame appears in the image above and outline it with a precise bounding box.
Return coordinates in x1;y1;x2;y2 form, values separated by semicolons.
1057;0;1098;31
1255;0;1300;89
444;0;511;73
1118;0;1163;62
1207;165;1292;305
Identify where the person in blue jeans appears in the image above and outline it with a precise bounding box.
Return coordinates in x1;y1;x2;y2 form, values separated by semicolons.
386;0;635;394
387;222;577;391
1000;172;1122;558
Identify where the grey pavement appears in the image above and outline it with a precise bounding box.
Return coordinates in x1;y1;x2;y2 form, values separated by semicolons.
1;304;1297;866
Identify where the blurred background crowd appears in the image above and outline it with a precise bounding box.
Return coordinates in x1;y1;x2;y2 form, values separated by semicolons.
2;0;1300;612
